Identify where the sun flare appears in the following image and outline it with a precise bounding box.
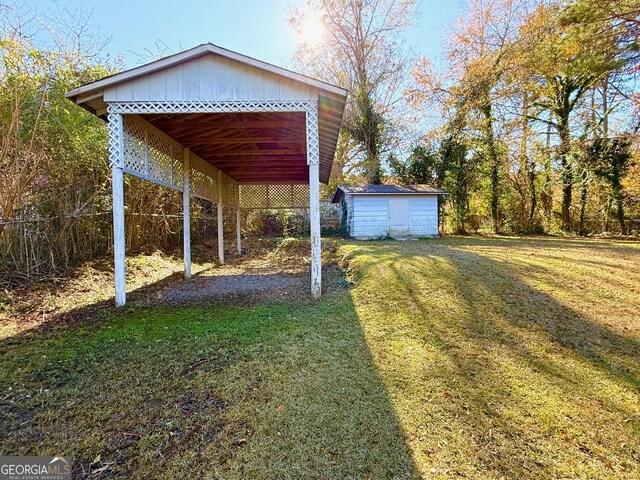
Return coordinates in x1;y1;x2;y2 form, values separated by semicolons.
299;13;326;46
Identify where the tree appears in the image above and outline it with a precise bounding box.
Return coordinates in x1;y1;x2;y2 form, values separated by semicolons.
388;145;443;185
520;3;628;231
586;135;636;234
440;133;475;234
0;3;116;277
413;0;536;232
408;0;640;235
289;0;417;184
0;3;202;282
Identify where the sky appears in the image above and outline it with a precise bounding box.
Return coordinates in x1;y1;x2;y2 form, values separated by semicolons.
22;0;464;70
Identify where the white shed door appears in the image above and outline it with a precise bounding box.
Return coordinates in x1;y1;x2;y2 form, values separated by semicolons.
388;198;410;236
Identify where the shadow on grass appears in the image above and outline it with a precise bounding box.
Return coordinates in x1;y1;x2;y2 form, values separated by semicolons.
0;268;420;478
343;238;640;477
3;236;638;478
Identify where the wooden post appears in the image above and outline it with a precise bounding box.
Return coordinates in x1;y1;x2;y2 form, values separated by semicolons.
236;208;241;255
217;169;224;264
183;148;191;278
306;103;321;299
309;162;321;298
236;182;241;255
110;111;126;306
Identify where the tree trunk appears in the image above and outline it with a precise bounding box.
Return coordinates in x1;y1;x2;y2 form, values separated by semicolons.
604;195;612;232
558;123;573;231
362;93;382;185
578;170;589;236
615;195;626;235
522;93;536;228
540;116;553;231
602;79;609;137
481;101;500;232
613;180;626;235
528;164;537;227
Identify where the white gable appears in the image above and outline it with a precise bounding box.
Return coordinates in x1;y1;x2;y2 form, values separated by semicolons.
103;54;318;103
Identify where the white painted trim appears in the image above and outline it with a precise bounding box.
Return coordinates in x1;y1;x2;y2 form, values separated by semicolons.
236;183;242;255
132;113;185;152
183;148;191;279
110;112;126;306
66;43;347;99
107;100;317;115
112;165;126;306
307;108;321;299
236;209;242;255
305;102;319;166
121;168;184;192
109;99;336;186
76;91;103;104
217;169;224;265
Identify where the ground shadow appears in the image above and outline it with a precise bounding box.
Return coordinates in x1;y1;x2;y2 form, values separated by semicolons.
343;237;640;477
3;236;638;478
0;258;420;478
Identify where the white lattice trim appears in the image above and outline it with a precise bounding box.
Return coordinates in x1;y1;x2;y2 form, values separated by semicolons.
109;100;320;166
305;102;320;166
107;108;123;168
122;114;183;190
108;100;317;115
190;154;217;203
221;172;238;208
239;184;310;209
108;101;319;201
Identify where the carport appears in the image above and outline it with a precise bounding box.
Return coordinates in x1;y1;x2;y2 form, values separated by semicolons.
66;43;347;306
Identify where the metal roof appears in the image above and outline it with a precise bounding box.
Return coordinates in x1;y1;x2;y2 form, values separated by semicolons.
331;184;448;203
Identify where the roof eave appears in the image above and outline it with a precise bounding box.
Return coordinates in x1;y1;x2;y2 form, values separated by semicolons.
347;191;448;195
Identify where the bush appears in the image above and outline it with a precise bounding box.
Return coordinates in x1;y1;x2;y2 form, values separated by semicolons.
243;210;310;237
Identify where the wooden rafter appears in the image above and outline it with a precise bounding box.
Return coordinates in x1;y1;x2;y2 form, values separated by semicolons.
142;111;312;183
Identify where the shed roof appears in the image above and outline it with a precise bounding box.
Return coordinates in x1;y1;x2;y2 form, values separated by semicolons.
331;184;448;203
66;43;347;184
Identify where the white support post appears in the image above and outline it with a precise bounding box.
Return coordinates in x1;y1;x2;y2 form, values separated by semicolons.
108;109;126;306
183;148;191;279
236;183;242;255
306;102;321;299
217;170;224;264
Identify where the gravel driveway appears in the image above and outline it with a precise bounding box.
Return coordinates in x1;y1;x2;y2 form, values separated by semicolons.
160;273;305;305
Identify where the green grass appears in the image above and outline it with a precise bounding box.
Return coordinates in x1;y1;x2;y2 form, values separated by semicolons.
1;236;639;478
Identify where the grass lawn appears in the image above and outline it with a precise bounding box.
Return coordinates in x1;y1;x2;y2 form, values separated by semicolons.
1;236;639;478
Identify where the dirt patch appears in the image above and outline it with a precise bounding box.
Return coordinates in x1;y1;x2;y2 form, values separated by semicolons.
1;237;346;337
143;265;344;307
177;392;226;416
133;237;344;307
159;273;302;304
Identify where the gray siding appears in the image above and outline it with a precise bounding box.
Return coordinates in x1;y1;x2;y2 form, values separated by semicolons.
345;193;355;234
351;196;389;237
409;196;438;236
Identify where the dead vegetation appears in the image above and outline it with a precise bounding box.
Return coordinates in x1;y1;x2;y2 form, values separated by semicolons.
0;237;340;339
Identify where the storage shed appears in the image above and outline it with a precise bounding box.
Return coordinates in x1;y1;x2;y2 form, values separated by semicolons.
331;184;448;238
